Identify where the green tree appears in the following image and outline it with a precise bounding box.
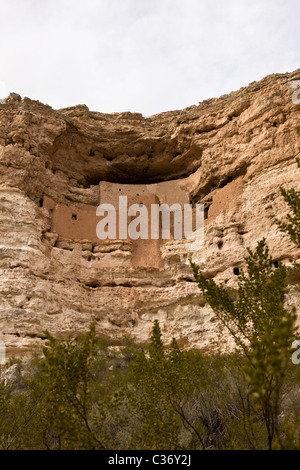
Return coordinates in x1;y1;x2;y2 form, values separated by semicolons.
127;320;240;450
127;321;182;449
36;323;107;449
191;239;298;449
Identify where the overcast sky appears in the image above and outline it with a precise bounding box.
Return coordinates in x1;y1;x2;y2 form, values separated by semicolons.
0;0;299;116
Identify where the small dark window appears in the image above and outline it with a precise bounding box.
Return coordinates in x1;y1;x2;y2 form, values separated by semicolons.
273;260;279;268
137;193;139;196
72;214;77;220
217;240;223;249
89;149;95;157
39;197;44;208
204;206;209;220
273;122;278;127
233;267;240;276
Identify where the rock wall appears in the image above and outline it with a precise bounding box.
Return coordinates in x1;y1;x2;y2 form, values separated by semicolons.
0;68;300;357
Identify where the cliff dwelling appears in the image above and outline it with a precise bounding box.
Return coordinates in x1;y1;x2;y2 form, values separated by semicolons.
1;69;299;357
41;173;246;272
44;179;193;268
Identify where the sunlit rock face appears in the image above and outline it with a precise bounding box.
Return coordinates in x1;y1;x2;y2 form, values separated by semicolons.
0;69;300;357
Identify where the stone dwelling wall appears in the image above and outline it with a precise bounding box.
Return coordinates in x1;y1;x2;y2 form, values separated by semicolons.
43;179;205;267
44;195;100;243
207;177;244;221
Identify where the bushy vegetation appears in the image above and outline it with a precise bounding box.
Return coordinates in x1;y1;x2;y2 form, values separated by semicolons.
0;311;300;450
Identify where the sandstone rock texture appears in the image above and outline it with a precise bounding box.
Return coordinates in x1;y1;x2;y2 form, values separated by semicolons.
0;69;300;357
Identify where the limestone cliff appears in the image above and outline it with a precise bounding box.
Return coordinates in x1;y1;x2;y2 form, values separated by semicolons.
0;69;300;357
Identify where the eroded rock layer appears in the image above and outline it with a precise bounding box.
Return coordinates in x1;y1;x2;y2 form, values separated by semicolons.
0;69;300;356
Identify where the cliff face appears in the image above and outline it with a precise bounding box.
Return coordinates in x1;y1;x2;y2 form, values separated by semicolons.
0;69;300;357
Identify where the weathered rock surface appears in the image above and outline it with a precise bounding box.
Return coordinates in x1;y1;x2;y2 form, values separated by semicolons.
0;69;300;357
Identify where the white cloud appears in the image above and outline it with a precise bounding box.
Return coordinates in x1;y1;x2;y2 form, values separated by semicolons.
0;0;299;115
0;80;6;98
